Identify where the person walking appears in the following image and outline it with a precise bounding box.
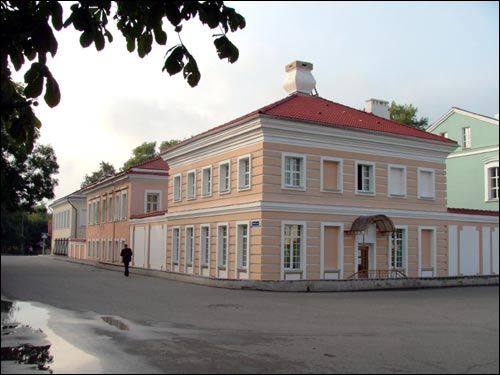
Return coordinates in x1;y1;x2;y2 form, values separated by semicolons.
120;244;133;277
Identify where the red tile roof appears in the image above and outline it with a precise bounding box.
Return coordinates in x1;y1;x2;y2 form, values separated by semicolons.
130;156;169;171
166;93;456;152
447;208;499;217
261;94;456;144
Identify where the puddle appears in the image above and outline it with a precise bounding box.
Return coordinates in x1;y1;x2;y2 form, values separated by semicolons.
1;299;102;373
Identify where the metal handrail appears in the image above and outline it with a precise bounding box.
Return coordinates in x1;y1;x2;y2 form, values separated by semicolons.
347;269;408;279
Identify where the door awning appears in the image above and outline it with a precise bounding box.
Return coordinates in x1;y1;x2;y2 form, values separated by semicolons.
345;215;397;235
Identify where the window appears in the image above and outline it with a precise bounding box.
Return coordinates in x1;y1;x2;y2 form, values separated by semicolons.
462;127;472;148
390;228;407;270
202;166;212;196
114;193;120;220
102;197;107;223
418;168;435;199
186;227;194;266
88;203;92;225
96;241;101;258
388;165;406;197
173;174;182;201
95;201;100;224
87;240;92;257
321;157;343;192
219;161;231;194
80;209;87;227
237;223;249;269
283;224;303;270
486;164;499;201
108;240;112;260
121;191;128;220
356;161;375;194
282;153;306;189
172;228;180;264
187;170;196;199
238;155;251;190
218;224;228;268
107;196;113;222
145;191;161;212
201;225;210;266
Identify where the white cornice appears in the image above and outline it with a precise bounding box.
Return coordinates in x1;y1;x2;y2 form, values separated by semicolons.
428;108;499;133
262;117;457;163
135;201;498;224
162;118;264;168
448;146;499;159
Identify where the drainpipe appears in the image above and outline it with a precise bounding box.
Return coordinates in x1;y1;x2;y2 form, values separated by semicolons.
67;198;78;257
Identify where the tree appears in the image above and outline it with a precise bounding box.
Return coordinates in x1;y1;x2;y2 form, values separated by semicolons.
122;141;157;171
1;113;59;213
389;101;429;130
81;161;116;187
1;1;246;151
160;139;180;151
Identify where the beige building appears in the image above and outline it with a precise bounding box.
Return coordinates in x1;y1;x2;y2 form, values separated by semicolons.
129;61;498;281
49;190;87;255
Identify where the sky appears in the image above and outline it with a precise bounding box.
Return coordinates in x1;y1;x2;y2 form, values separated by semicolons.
12;1;499;202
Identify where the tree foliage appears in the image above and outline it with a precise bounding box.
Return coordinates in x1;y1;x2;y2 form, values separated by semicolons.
122;139;179;170
1;1;246;151
1;204;50;253
389;101;429;130
1;112;59;213
122;141;157;170
81;161;116;187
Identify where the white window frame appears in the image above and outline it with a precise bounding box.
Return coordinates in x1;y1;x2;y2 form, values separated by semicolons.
237;154;252;191
417;168;436;200
320;157;343;193
185;226;194;268
389;225;408;272
114;193;120;220
236;221;250;271
462;127;472;148
387;164;407;198
200;224;211;269
172;226;180;265
144;189;162;213
217;223;229;269
218;160;231;194
484;160;499;202
355;160;376;195
282;152;307;190
202;165;212;197
281;221;307;280
418;226;437;277
173;173;182;202
187;169;197;200
121;190;128;220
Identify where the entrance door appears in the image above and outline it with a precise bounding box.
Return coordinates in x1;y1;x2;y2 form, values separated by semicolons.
358;245;369;278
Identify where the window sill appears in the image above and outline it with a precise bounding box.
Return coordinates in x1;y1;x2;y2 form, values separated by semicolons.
355;191;376;196
417;196;436;201
388;194;407;199
238;267;248;272
218;190;231;195
321;188;343;194
238;186;251;192
187;196;196;201
202;193;213;198
218;266;227;270
282;186;306;191
201;264;209;269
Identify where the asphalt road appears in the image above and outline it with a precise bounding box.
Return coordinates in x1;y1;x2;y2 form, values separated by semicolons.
2;255;499;373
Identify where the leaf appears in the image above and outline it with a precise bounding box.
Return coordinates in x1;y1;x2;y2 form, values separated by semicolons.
50;2;63;30
183;54;200;87
44;76;61;108
24;75;44;98
94;32;105;51
104;29;113;43
213;36;239;63
126;36;135;52
9;48;25;71
153;25;167;45
163;45;185;75
80;30;94;48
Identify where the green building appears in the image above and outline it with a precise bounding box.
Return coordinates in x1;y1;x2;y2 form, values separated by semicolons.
428;108;498;211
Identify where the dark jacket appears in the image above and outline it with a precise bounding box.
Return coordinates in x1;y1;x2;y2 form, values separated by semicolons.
120;247;133;263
